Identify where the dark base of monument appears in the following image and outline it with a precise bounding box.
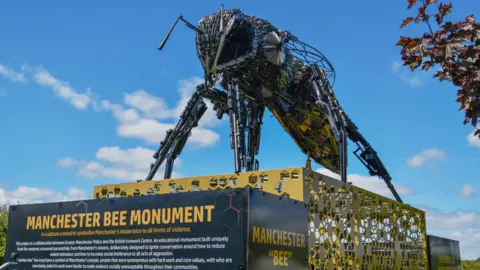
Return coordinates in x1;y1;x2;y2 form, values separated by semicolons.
6;187;308;270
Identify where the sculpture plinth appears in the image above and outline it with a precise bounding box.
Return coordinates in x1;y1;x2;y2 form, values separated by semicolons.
93;167;429;269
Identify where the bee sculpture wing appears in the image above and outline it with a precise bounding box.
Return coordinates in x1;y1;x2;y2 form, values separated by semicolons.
261;31;343;173
271;32;403;202
282;33;336;86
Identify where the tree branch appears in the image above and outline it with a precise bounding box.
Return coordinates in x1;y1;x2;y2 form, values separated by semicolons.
422;0;434;34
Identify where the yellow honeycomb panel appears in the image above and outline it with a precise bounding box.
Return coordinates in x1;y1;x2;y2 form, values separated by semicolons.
92;167;428;269
303;168;428;270
92;167;305;201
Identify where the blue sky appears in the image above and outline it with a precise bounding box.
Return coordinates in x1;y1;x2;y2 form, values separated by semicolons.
1;0;480;259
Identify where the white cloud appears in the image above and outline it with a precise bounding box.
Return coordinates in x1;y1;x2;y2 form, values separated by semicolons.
461;184;475;198
76;161;146;180
425;209;479;229
402;75;424;87
117;118;219;147
467;130;480;148
124;90;172;119
58;146;183;181
116;118;173;144
57;157;83;168
316;168;413;197
175;77;221;128
101;100;140;123
20;66;220;149
407;148;445;168
101;77;221;148
392;61;401;72
123;77;222;128
95;146;181;170
0;64;27;83
24;68;219;177
32;66;92;110
0;186;87;205
447;228;480;260
391;61;425;88
422;206;480;260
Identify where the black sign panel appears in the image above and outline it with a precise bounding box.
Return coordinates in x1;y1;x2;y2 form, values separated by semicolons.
6;189;246;270
248;191;308;269
427;234;461;270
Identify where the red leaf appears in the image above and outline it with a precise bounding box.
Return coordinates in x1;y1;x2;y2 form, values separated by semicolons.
437;30;447;38
422;61;435;71
436;3;452;25
401;17;416;28
408;0;417;9
418;6;427;18
436;13;443;25
434;71;448;81
466;15;475;24
396;36;411;46
442;3;453;13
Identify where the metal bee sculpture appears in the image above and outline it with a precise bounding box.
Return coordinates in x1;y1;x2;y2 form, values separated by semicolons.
146;6;403;203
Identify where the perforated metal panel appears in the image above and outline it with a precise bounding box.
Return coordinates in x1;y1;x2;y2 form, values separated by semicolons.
304;169;428;269
92;167;428;269
93;168;304;202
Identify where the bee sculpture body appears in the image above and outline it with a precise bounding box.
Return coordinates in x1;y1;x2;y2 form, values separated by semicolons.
147;7;403;202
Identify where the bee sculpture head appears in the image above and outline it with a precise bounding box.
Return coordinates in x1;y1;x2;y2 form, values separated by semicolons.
195;9;258;76
158;6;296;86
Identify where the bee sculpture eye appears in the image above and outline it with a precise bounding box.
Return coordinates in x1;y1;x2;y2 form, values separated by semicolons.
217;22;254;65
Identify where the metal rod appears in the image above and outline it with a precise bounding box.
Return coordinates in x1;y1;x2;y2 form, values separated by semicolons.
228;84;240;172
180;17;203;34
158;16;181;50
340;132;348;182
145;91;206;181
158;16;203;51
219;4;224;33
0;262;12;270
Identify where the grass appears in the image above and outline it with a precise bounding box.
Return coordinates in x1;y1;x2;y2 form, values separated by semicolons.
462;259;480;269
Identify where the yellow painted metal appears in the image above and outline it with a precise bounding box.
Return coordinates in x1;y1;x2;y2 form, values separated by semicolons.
92;167;428;269
303;168;428;269
92;168;305;201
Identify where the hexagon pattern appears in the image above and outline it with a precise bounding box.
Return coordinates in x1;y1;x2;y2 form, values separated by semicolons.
93;168;304;201
93;167;428;269
304;170;428;270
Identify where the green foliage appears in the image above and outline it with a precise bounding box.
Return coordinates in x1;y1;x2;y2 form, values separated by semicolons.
0;204;8;265
462;259;480;269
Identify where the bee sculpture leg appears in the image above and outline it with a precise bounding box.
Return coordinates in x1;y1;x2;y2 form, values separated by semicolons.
145;86;209;181
197;84;229;120
307;64;348;182
227;82;248;173
145;81;262;180
246;101;265;171
204;83;264;172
